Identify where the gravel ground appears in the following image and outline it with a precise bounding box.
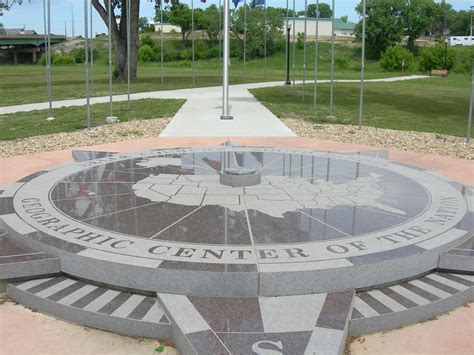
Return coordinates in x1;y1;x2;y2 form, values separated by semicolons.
1;116;472;160
0;117;172;158
282;117;473;160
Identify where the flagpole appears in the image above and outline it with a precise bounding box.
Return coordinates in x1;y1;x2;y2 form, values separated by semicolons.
106;0;117;123
219;0;222;80
302;0;308;100
329;0;335;117
292;0;296;86
264;0;267;80
90;0;94;93
467;60;473;144
243;0;247;81
46;0;53;121
126;0;131;110
285;0;289;87
358;0;366;130
160;0;164;85
84;0;91;129
191;0;195;86
313;0;319;110
221;0;232;119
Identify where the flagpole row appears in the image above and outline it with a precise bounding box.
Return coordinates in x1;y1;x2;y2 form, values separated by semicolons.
243;0;247;81
358;0;367;130
46;0;53;121
106;0;117;123
90;0;94;93
84;0;91;129
285;0;289;87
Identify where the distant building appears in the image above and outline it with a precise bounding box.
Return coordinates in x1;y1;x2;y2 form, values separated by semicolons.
5;28;38;36
285;17;356;38
154;22;182;33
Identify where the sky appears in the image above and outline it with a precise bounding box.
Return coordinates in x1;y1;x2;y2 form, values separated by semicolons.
1;0;472;37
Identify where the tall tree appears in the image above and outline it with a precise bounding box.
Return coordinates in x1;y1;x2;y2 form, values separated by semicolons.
92;0;141;81
403;0;436;52
306;3;332;18
355;0;405;59
199;4;220;44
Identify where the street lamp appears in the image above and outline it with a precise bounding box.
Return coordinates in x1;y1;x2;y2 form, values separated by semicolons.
285;23;292;86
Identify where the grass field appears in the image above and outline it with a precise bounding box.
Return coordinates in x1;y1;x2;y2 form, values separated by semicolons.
0;42;411;107
250;75;472;138
0;99;185;140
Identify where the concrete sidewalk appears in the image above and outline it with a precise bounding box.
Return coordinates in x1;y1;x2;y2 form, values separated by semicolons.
0;75;430;137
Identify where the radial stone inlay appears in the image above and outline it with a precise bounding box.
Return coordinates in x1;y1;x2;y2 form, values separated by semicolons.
0;145;471;297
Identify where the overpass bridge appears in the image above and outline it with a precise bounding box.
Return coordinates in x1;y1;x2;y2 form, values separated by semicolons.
0;34;67;64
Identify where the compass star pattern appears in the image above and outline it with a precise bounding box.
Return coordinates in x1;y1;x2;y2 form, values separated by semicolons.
131;172;405;218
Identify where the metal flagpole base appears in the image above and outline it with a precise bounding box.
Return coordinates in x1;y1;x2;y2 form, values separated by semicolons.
220;115;233;120
106;116;119;124
46;117;55;121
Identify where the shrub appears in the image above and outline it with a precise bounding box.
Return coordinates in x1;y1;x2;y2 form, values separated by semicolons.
52;55;75;65
335;56;351;71
379;46;414;71
418;44;456;72
296;32;304;49
141;34;155;47
452;46;474;75
38;53;57;65
70;48;101;63
138;44;155;62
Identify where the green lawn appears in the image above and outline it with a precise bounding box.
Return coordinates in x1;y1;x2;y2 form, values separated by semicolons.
250;75;472;138
0;42;411;107
0;99;185;141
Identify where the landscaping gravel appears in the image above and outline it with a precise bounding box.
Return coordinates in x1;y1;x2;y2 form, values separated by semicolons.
282;117;473;160
1;116;472;160
0;117;172;158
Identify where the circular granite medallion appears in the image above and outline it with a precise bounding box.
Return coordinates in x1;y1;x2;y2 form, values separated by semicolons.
3;146;470;296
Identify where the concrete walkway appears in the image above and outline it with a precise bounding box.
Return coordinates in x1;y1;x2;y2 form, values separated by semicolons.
0;75;430;137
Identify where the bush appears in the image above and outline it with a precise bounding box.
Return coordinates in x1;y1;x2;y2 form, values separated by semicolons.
141;34;155;47
70;48;101;63
52;55;75;65
38;53;54;65
379;46;414;72
452;46;474;75
335;56;351;71
138;44;155;62
418;44;456;72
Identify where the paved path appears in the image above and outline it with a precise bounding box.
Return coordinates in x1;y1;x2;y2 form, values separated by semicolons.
1;75;430;137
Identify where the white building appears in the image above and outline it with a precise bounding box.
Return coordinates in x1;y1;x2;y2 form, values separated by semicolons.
286;17;356;38
154;22;182;33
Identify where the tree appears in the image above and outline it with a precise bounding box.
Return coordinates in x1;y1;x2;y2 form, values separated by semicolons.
306;3;332;18
199;5;220;44
355;0;405;59
138;16;149;32
168;3;199;43
340;15;348;23
231;5;284;59
403;0;437;52
450;10;471;36
92;0;142;81
0;23;4;35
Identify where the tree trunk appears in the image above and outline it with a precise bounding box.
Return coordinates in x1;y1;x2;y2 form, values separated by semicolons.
92;0;140;81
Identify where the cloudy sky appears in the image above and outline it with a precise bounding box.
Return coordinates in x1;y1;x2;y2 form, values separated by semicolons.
1;0;472;36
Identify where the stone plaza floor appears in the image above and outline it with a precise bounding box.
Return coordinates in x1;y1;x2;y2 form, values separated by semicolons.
1;135;472;354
